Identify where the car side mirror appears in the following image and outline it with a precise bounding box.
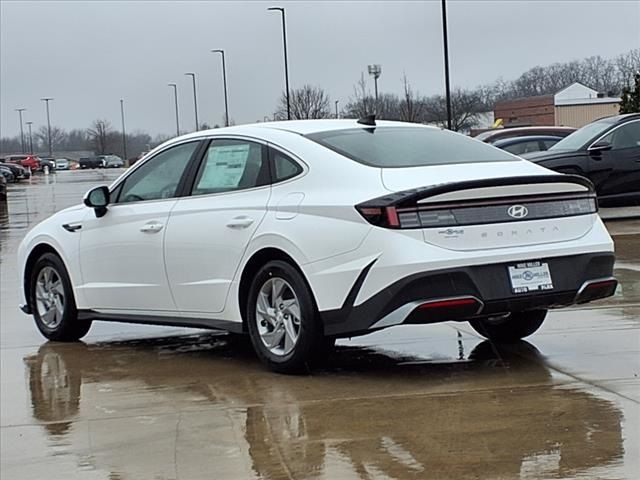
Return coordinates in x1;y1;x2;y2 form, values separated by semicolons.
588;141;612;154
83;186;110;217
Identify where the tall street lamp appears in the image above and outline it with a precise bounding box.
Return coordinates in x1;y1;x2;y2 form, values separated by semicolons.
441;0;452;130
40;98;54;157
25;121;34;154
120;99;127;160
168;83;180;136
15;108;26;153
184;73;199;131
211;49;230;127
268;6;291;120
367;64;382;110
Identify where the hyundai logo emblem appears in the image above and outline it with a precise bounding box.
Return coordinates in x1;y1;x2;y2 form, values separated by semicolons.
507;205;529;219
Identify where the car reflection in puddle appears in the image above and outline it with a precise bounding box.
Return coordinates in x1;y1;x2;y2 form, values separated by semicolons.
24;337;624;480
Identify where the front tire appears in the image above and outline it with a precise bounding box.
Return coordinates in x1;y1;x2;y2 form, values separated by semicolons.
30;253;91;341
246;260;325;373
469;310;547;343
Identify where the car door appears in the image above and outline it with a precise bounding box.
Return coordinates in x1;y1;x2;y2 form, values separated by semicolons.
78;140;201;313
164;138;271;314
588;120;640;197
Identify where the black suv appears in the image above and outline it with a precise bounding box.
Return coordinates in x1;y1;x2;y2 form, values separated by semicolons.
524;113;640;206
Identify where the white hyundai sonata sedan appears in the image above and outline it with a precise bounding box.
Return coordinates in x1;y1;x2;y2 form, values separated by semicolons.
18;119;617;372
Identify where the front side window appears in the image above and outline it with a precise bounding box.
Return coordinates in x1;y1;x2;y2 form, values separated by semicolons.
307;127;515;168
549;118;617;152
599;121;640;150
117;141;198;203
191;139;269;196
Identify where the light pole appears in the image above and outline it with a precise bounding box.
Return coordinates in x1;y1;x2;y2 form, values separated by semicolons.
335;100;339;119
268;6;291;120
211;50;230;127
15;108;26;153
441;0;452;130
120;99;127;160
41;98;54;157
367;64;382;111
25;121;34;154
184;73;199;131
168;83;180;136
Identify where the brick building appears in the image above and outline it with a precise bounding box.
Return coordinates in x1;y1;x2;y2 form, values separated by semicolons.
494;82;621;128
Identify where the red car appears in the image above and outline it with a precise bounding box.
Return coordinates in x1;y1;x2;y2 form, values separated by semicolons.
4;154;41;172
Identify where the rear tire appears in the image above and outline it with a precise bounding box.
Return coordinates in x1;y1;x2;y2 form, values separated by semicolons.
246;260;326;373
469;310;547;343
30;253;91;342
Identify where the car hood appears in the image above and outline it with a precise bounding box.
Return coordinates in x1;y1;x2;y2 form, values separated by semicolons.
520;150;582;162
381;160;552;192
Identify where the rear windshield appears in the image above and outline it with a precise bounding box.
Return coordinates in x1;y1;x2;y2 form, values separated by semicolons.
306;127;515;167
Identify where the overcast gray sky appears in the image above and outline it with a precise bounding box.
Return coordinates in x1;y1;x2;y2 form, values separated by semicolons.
1;0;639;137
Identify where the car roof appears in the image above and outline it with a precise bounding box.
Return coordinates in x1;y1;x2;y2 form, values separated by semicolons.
493;135;563;145
177;119;438;140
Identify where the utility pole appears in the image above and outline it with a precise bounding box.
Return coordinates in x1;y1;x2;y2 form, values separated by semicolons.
268;7;291;120
15;108;26;153
120;99;127;160
441;0;452;130
367;65;382;113
41;98;54;156
26;121;34;154
168;83;180;136
184;73;199;131
211;50;230;127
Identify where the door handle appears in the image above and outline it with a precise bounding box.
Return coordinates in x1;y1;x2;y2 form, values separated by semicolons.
140;222;164;233
226;216;254;229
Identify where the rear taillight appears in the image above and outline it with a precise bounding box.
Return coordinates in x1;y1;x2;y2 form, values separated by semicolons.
356;206;400;228
356;195;596;229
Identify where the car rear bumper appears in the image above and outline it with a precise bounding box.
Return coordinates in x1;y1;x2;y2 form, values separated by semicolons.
320;252;616;337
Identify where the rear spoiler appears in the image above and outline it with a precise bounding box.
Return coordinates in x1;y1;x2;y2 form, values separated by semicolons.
359;174;595;209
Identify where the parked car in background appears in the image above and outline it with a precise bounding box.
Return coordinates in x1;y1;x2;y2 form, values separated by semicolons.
101;155;125;168
18;119;617;373
39;157;57;172
475;126;576;144
492;135;563;156
0;165;16;183
79;157;105;169
55;159;70;170
523;113;640;206
0;161;30;180
0;175;6;201
4;154;41;172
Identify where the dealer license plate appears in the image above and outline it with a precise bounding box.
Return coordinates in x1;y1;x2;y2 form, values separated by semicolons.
508;261;553;294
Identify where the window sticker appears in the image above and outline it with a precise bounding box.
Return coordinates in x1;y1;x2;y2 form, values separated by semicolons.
198;144;250;189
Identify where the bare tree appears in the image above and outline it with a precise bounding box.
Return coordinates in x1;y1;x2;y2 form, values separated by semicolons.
344;73;375;118
274;85;331;120
87;119;114;155
424;89;483;132
35;125;66;151
399;74;424;123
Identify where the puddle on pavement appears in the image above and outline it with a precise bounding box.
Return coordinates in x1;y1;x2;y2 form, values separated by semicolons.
7;337;626;480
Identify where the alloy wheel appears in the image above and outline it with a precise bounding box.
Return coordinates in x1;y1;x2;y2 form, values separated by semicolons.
35;266;65;329
255;277;301;356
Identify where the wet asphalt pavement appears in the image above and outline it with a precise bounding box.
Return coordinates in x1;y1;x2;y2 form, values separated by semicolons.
1;171;639;480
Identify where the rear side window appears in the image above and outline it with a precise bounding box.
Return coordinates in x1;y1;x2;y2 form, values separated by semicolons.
306;127;515;168
191;139;269;196
271;149;303;182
